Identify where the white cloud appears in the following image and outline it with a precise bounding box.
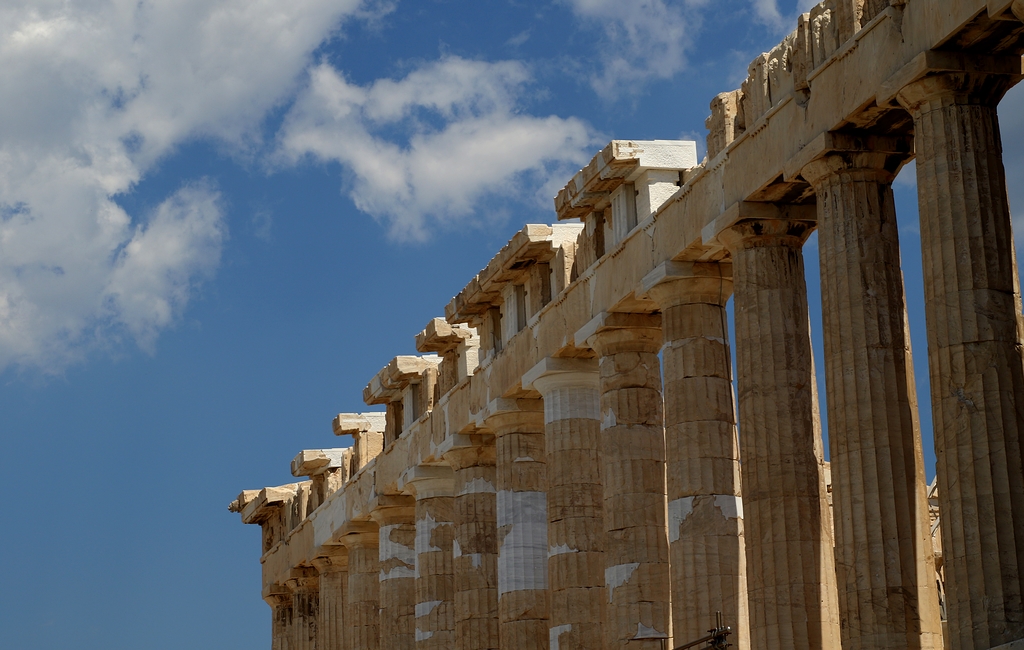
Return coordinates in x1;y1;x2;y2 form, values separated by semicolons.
0;0;383;373
278;57;600;240
564;0;695;99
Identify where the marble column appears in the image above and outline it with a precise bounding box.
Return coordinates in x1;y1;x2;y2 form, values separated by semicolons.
482;398;549;649
287;570;320;650
643;261;750;650
372;499;417;650
312;551;348;650
442;436;500;650
402;467;457;649
719;218;842;650
267;588;294;650
523;357;604;650
340;526;381;650
898;72;1024;649
801;147;942;649
579;313;671;647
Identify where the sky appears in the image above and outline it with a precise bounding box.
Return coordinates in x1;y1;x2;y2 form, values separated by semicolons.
1;1;1022;648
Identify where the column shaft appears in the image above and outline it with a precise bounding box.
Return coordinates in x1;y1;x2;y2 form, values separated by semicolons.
803;152;942;649
586;316;671;647
268;592;294;650
645;262;749;650
405;471;456;649
485;400;550;649
722;219;842;650
374;504;417;650
313;554;348;650
899;73;1024;649
344;532;381;650
445;445;500;650
523;358;604;650
289;573;320;650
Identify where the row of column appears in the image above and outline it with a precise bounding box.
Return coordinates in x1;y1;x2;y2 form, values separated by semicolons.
265;69;1023;650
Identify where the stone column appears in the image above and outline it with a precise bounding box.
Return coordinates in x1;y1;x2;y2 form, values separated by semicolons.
578;313;670;647
287;570;320;650
482;398;549;649
898;72;1024;650
643;261;749;650
312;551;348;650
340;525;381;650
371;499;417;650
267;588;294;650
442;435;500;650
522;357;604;650
800;145;942;650
402;467;456;649
719;217;842;650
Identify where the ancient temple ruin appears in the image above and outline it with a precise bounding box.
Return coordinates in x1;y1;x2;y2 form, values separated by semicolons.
229;1;1024;648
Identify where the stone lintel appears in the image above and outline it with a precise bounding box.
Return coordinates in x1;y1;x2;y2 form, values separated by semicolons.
415;317;475;354
781;131;913;183
445;223;583;326
877;49;1024;106
363;355;441;405
241;484;300;525
574;310;661;348
291;449;349;478
332;411;386;437
522;356;599;393
554;140;699;221
700;201;817;249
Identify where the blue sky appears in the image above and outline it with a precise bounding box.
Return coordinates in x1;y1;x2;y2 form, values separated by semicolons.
1;1;1022;648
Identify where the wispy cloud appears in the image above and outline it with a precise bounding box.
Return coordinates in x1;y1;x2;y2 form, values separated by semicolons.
564;0;697;99
277;56;600;240
0;0;381;373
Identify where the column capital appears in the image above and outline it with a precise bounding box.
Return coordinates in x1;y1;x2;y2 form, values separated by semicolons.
398;465;455;499
1014;0;1024;21
889;53;1023;115
311;548;349;574
369;495;416;526
717;217;815;254
575;311;661;356
263;583;293;608
438;433;496;470
521;356;599;395
286;567;319;593
702;201;816;249
642;260;733;308
477;397;544;435
336;521;379;550
784;132;913;189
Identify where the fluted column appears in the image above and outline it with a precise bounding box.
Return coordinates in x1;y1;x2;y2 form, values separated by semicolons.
898;72;1024;649
522;357;604;650
482;398;549;649
402;467;456;649
579;313;670;647
287;570;320;650
719;218;841;650
800;147;942;649
267;589;294;650
643;261;749;650
340;526;381;650
312;551;348;650
371;499;417;650
442;436;500;650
